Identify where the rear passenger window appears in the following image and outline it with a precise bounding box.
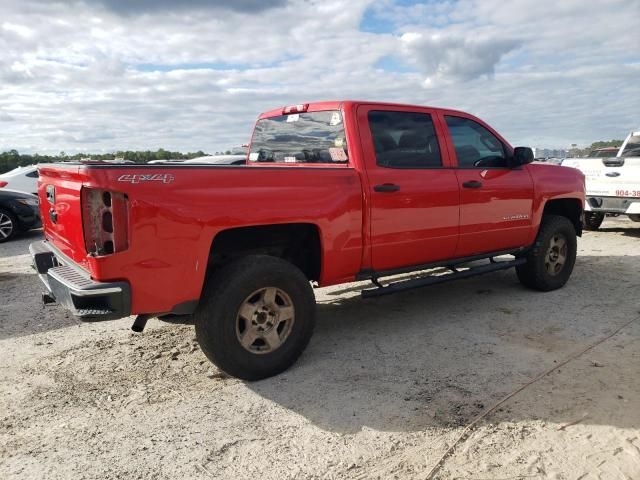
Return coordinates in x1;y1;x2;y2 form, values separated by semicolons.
445;116;507;168
368;111;442;168
26;170;39;178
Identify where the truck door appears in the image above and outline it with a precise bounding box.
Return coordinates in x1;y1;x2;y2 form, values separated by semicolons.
357;105;460;272
440;113;534;257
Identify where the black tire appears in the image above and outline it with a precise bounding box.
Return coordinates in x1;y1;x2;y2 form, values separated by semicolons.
194;255;316;381
516;215;577;291
584;212;604;231
628;214;640;223
0;208;17;243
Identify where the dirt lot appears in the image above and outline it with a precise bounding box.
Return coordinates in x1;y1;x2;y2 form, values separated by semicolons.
1;219;639;480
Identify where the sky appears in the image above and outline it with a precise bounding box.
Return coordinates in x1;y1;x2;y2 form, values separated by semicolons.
0;0;639;154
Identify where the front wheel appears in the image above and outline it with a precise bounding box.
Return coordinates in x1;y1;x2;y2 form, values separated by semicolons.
516;215;577;291
584;212;604;231
194;255;316;381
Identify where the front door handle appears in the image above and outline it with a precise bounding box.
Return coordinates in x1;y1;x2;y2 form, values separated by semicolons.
462;180;483;189
374;183;400;193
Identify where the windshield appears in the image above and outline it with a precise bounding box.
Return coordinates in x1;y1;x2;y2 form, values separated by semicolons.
249;110;348;164
620;135;640;157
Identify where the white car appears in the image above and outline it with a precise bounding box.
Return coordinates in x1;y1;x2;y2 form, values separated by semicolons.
147;159;186;164
183;155;246;165
562;130;640;230
0;165;39;195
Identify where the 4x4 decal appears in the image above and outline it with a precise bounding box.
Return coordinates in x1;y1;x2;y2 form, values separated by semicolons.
117;173;175;184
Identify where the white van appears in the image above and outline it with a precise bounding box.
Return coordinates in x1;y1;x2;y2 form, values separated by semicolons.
562;130;640;230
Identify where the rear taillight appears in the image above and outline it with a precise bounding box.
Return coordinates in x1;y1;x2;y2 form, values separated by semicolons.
81;188;129;256
0;181;7;188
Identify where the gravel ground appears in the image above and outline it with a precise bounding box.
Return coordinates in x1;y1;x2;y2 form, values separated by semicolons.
1;218;639;479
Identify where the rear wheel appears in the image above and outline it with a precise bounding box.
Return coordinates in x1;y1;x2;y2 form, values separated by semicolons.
516;215;577;291
0;209;17;243
584;212;604;231
628;214;640;222
194;255;316;381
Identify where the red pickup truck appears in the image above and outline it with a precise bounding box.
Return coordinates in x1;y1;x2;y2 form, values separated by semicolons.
31;101;585;380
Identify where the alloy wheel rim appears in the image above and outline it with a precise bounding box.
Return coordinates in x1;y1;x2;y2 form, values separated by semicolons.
545;234;568;276
0;213;13;239
235;287;295;354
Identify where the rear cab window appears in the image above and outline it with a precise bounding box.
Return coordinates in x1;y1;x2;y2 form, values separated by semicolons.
620;133;640;157
249;110;348;164
445;116;507;168
367;111;442;168
588;148;618;158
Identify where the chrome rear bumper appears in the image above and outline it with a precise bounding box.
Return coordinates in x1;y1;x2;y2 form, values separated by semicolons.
30;240;131;321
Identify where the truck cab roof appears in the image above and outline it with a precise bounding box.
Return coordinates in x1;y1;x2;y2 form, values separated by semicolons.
258;100;467;119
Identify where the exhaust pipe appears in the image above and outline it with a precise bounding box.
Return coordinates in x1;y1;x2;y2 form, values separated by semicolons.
42;292;56;305
131;314;151;333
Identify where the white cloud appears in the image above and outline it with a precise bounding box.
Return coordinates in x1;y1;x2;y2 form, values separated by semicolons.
2;22;33;39
400;31;521;84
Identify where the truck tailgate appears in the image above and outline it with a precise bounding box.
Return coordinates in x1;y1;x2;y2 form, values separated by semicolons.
37;165;90;269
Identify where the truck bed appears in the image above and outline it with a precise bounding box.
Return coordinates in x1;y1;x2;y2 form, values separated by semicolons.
37;163;364;314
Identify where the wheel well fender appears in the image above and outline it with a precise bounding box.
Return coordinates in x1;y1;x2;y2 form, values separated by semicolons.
541;198;583;236
207;223;322;281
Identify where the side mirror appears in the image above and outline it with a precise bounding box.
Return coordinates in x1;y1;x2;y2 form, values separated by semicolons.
512;146;534;167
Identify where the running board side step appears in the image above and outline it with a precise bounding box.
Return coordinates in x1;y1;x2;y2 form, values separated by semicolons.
361;257;526;299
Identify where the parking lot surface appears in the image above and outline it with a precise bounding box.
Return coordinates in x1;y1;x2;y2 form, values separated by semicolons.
1;219;639;479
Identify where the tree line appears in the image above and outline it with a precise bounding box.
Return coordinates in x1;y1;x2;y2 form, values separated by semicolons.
0;139;626;174
0;148;242;174
567;140;623;158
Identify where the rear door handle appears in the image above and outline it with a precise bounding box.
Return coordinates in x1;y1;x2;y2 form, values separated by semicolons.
462;180;483;189
374;183;400;193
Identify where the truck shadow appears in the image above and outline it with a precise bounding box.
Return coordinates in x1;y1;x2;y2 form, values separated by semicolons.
0;271;80;340
597;226;640;238
0;230;82;339
247;254;640;434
